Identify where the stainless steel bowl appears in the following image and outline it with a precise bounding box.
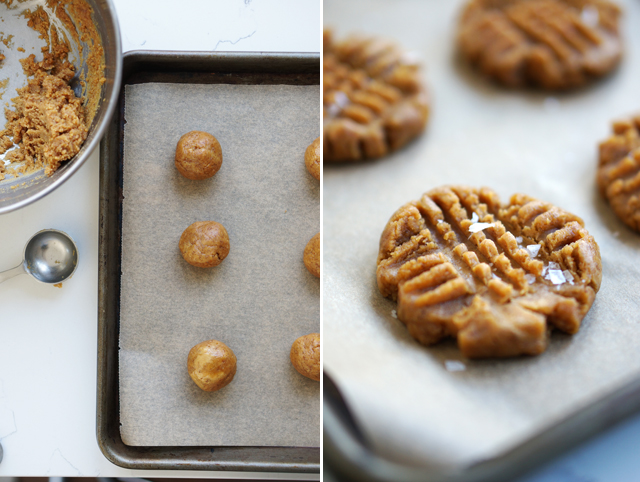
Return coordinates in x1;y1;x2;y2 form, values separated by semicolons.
0;0;122;214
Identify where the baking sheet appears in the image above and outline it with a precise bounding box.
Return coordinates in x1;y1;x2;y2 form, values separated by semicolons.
324;0;640;470
119;82;320;447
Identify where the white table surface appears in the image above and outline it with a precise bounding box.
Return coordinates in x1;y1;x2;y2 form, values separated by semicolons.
0;0;319;477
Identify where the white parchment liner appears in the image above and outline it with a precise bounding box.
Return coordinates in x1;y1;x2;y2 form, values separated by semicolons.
324;0;640;469
119;82;320;447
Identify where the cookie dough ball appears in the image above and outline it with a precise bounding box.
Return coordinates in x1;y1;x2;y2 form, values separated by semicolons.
188;339;237;392
303;232;320;278
305;137;320;180
290;333;320;382
175;130;223;180
179;221;230;268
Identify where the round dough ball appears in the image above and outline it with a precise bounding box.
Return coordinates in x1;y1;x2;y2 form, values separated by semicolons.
290;333;320;382
305;137;320;180
303;232;320;278
180;221;230;268
175;130;223;180
188;339;237;392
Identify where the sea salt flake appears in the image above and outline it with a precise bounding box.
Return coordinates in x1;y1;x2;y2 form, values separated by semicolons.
391;309;397;319
445;360;466;372
334;90;349;108
469;222;494;234
437;219;444;224
525;273;536;284
548;261;560;270
526;244;541;257
470;212;479;224
563;270;575;285
581;6;599;28
492;273;500;280
515;236;523;244
548;269;566;285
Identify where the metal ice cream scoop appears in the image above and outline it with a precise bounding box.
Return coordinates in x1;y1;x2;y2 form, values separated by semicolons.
0;229;78;285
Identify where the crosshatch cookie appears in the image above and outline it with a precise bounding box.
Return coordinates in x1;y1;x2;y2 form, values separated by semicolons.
457;0;622;90
376;186;602;358
598;115;640;231
323;29;430;162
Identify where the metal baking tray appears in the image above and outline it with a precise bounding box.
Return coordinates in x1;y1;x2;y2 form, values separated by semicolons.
97;50;319;472
324;371;640;481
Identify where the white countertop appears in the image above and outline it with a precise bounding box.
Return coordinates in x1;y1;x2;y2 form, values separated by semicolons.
0;0;319;477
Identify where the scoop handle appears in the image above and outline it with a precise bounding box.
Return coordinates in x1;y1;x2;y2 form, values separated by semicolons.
0;263;26;285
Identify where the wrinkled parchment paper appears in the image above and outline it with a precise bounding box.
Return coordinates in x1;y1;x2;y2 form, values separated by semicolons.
119;82;320;446
324;0;640;470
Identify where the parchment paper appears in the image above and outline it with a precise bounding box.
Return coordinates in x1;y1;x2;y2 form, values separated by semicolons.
324;0;640;470
119;82;320;447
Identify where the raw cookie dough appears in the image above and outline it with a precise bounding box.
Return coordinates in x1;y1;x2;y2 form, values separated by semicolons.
188;339;237;392
457;0;622;90
304;232;320;278
323;29;430;162
175;130;223;180
598;114;640;231
377;185;602;358
305;137;320;180
179;221;230;268
290;333;320;381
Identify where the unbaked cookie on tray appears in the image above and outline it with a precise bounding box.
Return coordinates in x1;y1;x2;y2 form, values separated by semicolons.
598;114;640;231
376;186;602;358
457;0;622;90
323;29;430;162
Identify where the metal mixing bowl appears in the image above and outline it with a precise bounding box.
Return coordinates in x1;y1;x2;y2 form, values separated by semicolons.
0;0;122;214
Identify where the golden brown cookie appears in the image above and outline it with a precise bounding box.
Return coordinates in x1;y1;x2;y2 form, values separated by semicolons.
305;137;320;180
290;333;320;381
188;339;237;392
179;221;230;268
175;131;223;180
598;115;640;231
457;0;622;90
377;186;602;358
304;232;320;278
323;29;430;162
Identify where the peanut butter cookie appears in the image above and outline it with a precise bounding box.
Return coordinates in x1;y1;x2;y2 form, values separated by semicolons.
290;333;320;381
305;137;320;180
458;0;622;90
175;131;223;180
598;115;640;231
188;339;237;392
323;29;430;162
377;186;602;358
179;221;230;268
304;232;320;278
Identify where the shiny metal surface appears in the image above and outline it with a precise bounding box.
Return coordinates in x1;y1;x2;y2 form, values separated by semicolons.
0;229;78;285
0;0;122;214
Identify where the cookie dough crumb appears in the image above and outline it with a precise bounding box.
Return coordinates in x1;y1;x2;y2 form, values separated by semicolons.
179;221;230;268
188;339;237;392
290;333;320;381
175;130;223;180
0;52;87;177
53;282;62;288
303;232;320;278
305;137;320;180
